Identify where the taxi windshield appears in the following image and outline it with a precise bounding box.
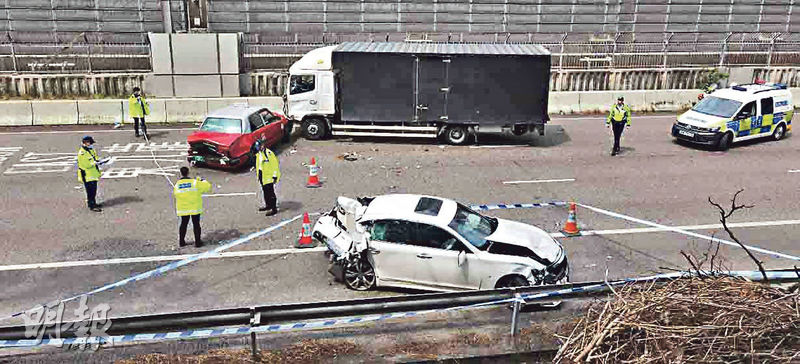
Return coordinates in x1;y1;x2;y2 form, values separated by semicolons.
691;96;742;118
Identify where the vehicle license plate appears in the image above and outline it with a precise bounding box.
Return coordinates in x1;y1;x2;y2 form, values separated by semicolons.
679;130;695;137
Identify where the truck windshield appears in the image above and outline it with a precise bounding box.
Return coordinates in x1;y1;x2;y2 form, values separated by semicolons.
200;118;242;134
691;96;742;118
447;203;498;250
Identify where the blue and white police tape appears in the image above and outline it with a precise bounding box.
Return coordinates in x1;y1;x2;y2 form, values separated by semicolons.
470;201;566;211
1;213;312;323
4;269;794;348
578;203;800;262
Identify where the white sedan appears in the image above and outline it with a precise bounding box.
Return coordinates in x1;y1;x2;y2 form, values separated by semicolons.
312;194;569;292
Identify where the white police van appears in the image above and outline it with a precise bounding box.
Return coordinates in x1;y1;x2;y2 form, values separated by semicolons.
672;83;793;150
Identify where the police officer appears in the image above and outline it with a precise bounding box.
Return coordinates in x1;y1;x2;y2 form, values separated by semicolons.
606;96;632;156
173;166;212;247
254;140;281;216
77;136;106;212
128;87;150;138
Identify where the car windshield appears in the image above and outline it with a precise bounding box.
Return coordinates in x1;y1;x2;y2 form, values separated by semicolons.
200;117;242;134
691;96;743;118
447;203;498;250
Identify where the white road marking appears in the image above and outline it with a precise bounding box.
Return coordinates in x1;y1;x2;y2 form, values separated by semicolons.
549;219;800;238
0;247;328;272
4;218;800;272
577;203;800;261
503;178;575;185
789;170;800;173
0;128;193;136
205;192;257;197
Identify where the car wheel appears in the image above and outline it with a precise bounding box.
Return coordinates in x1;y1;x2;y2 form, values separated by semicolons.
772;124;786;141
443;125;469;145
302;118;327;140
717;132;733;151
343;256;376;291
498;275;530;288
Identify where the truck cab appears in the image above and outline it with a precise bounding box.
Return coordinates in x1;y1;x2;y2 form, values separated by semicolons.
286;45;337;140
672;83;793;150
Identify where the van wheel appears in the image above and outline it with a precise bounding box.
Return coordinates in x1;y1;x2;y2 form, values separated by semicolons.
302;118;327;140
717;132;733;151
772;124;786;141
444;125;469;145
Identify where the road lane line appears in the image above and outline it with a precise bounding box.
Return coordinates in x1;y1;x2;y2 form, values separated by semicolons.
0;247;328;272
789;170;800;173
0;128;193;136
205;192;257;197
552;115;677;121
4;219;800;272
549;220;800;238
503;178;575;185
577;203;800;261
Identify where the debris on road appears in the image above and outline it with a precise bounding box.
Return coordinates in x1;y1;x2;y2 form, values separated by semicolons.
555;277;800;362
337;152;360;161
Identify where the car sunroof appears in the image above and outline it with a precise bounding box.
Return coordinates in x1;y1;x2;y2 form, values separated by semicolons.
414;197;443;216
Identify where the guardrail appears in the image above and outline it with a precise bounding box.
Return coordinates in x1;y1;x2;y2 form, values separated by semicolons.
1;269;798;344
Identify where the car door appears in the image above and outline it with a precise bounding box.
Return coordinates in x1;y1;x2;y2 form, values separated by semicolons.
759;97;774;135
259;108;285;147
406;222;478;290
367;219;419;286
733;101;757;137
245;112;264;145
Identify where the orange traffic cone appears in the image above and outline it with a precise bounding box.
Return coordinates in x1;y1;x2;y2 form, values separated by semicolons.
295;212;316;248
306;157;321;188
560;202;581;237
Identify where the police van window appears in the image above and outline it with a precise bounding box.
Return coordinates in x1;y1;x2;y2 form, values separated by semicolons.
760;97;774;115
290;75;315;95
735;101;757;119
692;96;742;118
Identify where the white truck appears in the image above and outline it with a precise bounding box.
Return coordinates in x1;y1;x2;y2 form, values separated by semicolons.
284;42;552;145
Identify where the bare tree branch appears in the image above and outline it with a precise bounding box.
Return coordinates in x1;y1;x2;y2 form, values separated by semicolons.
708;189;767;282
681;250;701;277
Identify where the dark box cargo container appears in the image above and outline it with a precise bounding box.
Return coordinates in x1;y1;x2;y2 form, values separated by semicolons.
331;42;551;126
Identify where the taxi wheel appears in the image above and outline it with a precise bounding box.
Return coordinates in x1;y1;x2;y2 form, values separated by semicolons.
772;124;786;141
717;132;733;151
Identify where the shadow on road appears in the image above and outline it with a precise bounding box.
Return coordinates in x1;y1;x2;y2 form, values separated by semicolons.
329;124;571;147
101;195;144;208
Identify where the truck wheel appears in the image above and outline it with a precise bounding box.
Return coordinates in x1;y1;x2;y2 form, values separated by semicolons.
717;132;733;151
444;125;469;145
772;124;786;141
302;118;327;140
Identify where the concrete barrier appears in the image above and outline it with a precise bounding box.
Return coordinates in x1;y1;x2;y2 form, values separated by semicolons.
78;100;123;125
246;97;284;112
32;101;78;126
207;98;249;112
165;99;207;123
548;92;579;115
122;99;167;124
0;101;33;126
0;90;794;127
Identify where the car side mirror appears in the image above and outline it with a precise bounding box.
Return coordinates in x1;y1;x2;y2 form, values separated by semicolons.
458;250;466;267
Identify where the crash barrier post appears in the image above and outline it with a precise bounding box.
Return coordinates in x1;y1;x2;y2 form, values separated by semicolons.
2;269;799;348
249;307;261;361
510;292;525;337
306;157;321;188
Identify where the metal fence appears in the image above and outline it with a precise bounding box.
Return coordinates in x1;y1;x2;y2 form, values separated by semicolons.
1;32;799;73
